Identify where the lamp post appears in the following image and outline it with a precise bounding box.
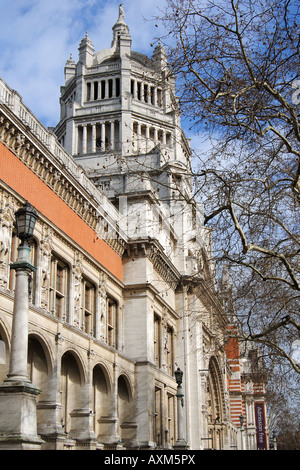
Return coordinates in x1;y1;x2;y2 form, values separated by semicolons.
173;367;188;449
239;414;246;450
6;202;38;383
0;201;43;449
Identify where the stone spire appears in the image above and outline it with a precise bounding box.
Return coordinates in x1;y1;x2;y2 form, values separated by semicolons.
78;32;95;66
111;4;131;49
152;41;168;71
64;53;76;84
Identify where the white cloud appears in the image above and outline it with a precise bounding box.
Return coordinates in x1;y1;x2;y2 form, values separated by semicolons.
0;0;167;127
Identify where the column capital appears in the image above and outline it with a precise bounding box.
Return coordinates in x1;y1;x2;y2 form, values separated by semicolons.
10;260;36;273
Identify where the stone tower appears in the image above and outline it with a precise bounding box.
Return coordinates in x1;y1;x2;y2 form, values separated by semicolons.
55;4;199;276
55;6;191;181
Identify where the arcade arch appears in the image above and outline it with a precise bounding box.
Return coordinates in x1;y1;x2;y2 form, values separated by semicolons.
206;357;226;450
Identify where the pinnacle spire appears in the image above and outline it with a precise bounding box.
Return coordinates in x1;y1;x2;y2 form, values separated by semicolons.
111;3;130;48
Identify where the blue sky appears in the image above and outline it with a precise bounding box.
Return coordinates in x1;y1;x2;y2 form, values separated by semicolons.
0;0;167;128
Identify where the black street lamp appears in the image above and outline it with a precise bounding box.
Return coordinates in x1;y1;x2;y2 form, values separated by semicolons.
174;367;183;388
15;201;38;246
239;414;244;429
174;367;188;449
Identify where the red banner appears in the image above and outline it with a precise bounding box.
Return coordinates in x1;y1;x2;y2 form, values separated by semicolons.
255;402;267;450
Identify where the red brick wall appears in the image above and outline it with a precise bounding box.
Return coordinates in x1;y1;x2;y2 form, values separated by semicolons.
0;142;123;281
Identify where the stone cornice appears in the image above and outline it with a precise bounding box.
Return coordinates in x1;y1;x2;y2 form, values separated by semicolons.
124;238;181;290
179;274;227;328
123;282;179;320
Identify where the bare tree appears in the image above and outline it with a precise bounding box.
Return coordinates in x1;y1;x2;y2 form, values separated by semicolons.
155;0;300;371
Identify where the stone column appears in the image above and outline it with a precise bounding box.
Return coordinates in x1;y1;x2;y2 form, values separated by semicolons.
154;128;158;146
111;121;115;150
36;331;65;450
153;88;157;106
162;130;166;145
68;349;97;450
7;245;35;382
137;122;141;151
82;125;87;154
92;124;96;153
0;243;43;449
146;126;150;153
73;125;78;155
101;123;105;151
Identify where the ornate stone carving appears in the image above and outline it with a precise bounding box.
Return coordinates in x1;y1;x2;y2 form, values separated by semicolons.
98;272;107;341
73;252;83;328
0;191;15;288
40;226;53;309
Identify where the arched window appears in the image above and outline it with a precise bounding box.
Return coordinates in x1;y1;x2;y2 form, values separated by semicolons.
206;358;226;450
86;82;91;101
81;277;95;335
9;232;37;304
107;297;117;348
49;255;69;320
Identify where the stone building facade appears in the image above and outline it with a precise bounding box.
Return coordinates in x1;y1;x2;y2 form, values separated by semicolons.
0;5;268;450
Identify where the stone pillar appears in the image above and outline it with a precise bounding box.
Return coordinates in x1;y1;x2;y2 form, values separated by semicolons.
146;126;150;153
73;125;78;155
101;123;105;151
162;130;166;145
153;88;157;106
36;331;65;450
82;125;87;154
132;80;136;99
154;128;158;146
92;124;96;153
0;243;43;449
111;121;115;150
68;349;97;451
137;122;141;151
7;248;34;383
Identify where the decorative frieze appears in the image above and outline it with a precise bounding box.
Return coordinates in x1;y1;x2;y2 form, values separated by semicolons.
39;225;53;309
124;239;180;290
0;191;15;288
